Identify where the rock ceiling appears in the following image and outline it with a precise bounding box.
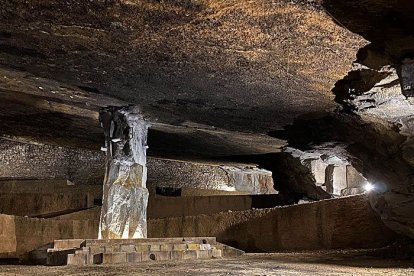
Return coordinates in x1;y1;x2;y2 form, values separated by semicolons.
0;0;368;156
1;0;414;240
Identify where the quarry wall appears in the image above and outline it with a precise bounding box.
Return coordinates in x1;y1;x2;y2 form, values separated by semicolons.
0;140;274;194
0;195;397;259
149;195;397;251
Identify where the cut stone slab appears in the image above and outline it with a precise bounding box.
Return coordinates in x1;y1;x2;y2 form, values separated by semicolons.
54;239;86;250
46;249;76;266
127;252;142;263
67;253;87;266
103;252;127;264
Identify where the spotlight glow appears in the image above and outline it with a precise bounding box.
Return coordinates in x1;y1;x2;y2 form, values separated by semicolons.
364;182;375;192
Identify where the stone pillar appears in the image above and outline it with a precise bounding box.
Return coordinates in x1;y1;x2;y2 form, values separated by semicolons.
324;165;335;194
324;164;347;196
332;165;347;196
98;106;150;239
308;158;327;186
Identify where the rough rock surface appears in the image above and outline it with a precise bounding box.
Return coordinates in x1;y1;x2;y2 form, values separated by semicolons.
271;144;367;200
1;0;414;241
333;63;414;238
0;0;364;141
0;139;104;185
99;106;150;239
275;62;414;237
259;0;414;239
150;160;277;195
0;139;276;196
223;167;276;194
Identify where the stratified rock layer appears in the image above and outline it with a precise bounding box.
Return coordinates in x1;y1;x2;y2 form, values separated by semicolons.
0;0;364;138
99;106;149;239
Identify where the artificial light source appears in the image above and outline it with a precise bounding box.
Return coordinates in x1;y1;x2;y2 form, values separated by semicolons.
364;182;375;192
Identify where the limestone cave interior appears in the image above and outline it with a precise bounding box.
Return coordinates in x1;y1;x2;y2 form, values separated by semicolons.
0;0;414;275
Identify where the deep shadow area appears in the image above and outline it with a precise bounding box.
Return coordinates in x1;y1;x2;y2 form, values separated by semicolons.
322;0;414;43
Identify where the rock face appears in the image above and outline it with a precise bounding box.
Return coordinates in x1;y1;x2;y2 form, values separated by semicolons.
334;63;414;238
274;144;367;200
222;167;276;194
0;139;105;185
99;106;149;239
278;57;414;238
0;139;276;197
150;160;277;195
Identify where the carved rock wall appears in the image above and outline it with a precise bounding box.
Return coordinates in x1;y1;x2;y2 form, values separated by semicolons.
273;144;367;200
0;139;104;185
0;140;275;195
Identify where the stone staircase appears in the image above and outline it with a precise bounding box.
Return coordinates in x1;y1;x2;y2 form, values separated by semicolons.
47;237;243;265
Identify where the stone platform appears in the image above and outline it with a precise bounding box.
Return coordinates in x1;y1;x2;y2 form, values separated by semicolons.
46;237;243;265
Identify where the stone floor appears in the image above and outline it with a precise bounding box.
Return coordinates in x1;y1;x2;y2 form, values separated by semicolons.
1;251;413;275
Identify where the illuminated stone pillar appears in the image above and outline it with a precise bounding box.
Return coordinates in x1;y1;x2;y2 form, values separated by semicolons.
98;106;149;239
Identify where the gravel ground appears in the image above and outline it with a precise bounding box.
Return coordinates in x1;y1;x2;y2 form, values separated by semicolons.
0;250;413;276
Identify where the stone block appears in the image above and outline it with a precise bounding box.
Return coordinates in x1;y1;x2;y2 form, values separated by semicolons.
160;244;173;251
136;244;151;252
46;249;75;266
120;244;135;252
183;250;197;260
158;251;171;261
196;250;212;259
142;252;155;261
173;244;187;251
141;251;170;261
89;245;105;255
150;244;161;251
112;244;121;252
187;243;200;250
170;251;184;260
153;251;170;261
54;239;85;250
332;165;347;196
212;249;222;258
67;253;87;265
127;252;142;263
103;252;127;264
75;251;91;264
200;244;211;250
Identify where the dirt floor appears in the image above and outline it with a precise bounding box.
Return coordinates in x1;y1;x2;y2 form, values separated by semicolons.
1;250;413;276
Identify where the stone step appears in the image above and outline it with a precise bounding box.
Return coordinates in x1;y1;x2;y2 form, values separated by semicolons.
46;248;76;266
52;239;86;250
48;238;242;266
67;248;223;265
85;237;217;246
53;237;217;250
214;243;245;258
83;242;214;254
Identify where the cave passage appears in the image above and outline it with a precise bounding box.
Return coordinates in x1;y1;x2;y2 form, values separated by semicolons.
0;0;413;273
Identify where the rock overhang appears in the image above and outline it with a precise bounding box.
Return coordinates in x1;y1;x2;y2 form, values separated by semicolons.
0;0;366;155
